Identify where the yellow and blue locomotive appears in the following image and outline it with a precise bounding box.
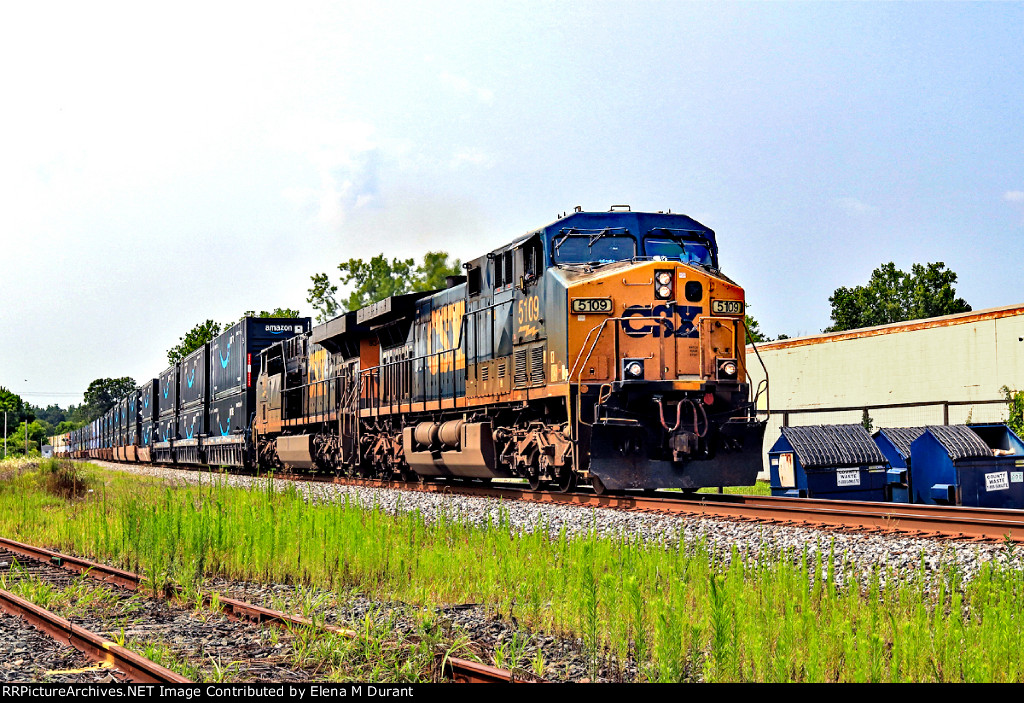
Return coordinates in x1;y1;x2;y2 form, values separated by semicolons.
253;206;766;493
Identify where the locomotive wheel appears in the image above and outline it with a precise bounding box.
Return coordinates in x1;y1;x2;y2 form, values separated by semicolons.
591;475;607;496
556;468;577;493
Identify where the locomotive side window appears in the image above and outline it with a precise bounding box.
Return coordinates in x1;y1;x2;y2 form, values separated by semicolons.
503;251;513;286
519;235;544;285
493;257;503;287
467;266;481;296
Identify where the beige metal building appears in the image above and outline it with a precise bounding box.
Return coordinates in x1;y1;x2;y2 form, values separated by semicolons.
746;304;1024;474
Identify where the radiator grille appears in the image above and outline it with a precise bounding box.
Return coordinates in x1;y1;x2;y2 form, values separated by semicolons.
530;346;545;385
514;349;529;388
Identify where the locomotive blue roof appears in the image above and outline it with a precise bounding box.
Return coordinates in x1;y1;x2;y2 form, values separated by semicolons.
518;209;720;266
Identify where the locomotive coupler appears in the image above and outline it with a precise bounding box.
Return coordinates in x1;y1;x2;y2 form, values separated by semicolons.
669;430;699;462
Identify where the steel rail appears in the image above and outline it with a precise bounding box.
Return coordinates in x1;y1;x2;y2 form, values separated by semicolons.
2;533;526;683
0;588;191;683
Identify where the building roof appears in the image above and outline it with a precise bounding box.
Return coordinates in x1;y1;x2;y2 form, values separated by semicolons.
874;427;928;459
747;303;1024;353
923;425;993;461
779;424;888;469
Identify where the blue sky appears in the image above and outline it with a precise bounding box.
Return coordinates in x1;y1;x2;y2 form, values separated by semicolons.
1;1;1021;408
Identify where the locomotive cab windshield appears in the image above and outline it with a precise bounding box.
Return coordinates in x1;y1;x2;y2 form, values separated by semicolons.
642;230;717;268
552;229;637;265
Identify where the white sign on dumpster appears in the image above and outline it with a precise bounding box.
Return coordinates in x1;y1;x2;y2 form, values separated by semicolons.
836;469;860;487
985;471;1010;492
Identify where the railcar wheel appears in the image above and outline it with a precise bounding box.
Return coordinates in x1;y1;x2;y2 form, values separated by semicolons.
556;468;577;493
591;475;606;496
527;472;543;491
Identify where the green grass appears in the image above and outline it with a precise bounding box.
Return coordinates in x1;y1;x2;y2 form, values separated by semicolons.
2;459;1024;681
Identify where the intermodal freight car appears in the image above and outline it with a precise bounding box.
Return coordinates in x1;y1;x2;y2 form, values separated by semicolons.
56;207;768;493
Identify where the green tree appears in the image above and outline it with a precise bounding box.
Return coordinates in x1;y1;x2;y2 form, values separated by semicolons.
167;320;222;365
28;403;67;428
412;252;463;292
308;251;462;321
242;308;302;319
1003;386;1024;437
6;420;51;456
82;377;137;421
55;419;82;434
0;387;25;438
745;314;768;343
825;261;971;333
307;272;340;324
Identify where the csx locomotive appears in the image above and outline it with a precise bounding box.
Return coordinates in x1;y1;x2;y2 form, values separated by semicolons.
58;207;767;493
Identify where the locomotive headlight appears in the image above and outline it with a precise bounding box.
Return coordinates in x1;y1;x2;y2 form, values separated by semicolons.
623;359;645;379
717;358;738;380
654;269;673;299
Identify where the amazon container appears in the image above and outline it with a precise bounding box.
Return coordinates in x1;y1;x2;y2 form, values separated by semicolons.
202;317;310;467
209;392;246;438
158;366;178;419
139;379;158;424
156;414;178;444
177;405;206;442
210;318;311;399
126;390;140;460
179;345;209;409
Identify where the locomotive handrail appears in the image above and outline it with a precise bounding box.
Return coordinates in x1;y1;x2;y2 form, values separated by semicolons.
359;346;462;415
570;316;634;432
693;314;739;382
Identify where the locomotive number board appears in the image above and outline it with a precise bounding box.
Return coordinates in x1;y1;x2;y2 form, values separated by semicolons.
711;299;744;315
571;298;614;314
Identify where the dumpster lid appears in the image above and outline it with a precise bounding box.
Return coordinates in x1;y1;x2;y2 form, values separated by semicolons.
874;427;928;459
925;425;993;460
779;424;887;469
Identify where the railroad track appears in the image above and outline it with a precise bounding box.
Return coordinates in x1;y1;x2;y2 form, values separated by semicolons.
0;545;189;683
0;537;527;684
87;457;1024;543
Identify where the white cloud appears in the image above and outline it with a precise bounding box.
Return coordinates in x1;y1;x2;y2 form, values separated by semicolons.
277;117;380;228
834;197;875;215
450;149;493;169
1003;191;1024;203
439;71;495;104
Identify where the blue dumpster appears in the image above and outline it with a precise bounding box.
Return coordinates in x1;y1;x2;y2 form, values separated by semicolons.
908;424;1024;507
768;424;890;500
873;427;928;503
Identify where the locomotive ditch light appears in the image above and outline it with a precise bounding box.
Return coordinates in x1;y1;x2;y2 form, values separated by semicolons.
623;359;645;380
654;269;673;299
